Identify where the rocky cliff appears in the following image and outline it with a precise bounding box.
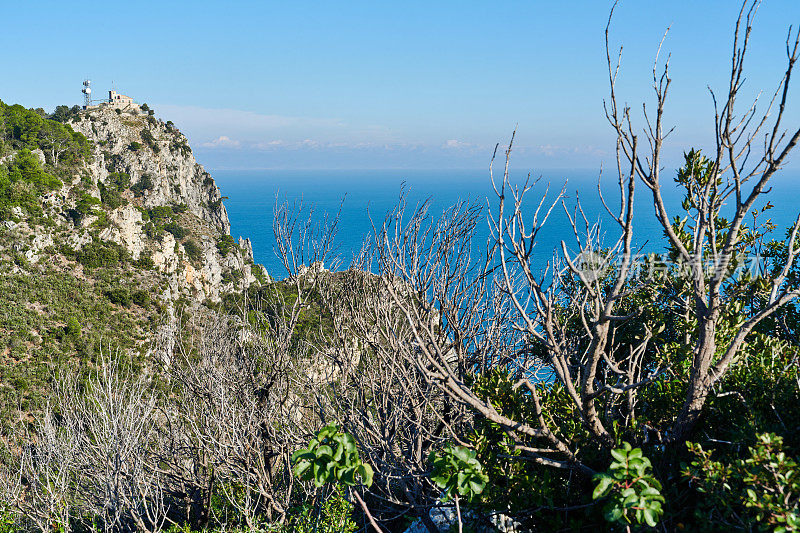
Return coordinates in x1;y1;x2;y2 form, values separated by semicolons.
60;103;262;302
0;100;267;413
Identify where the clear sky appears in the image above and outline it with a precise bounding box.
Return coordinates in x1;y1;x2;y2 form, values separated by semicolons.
2;1;799;170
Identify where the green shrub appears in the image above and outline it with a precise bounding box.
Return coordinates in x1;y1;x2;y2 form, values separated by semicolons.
292;425;374;489
275;487;357;533
128;141;141;152
684;433;800;531
75;193;100;216
140;128;160;153
183;240;203;264
164;221;188;240
104;287;131;306
429;445;489;503
99;183;126;209
135;254;155;269
593;442;664;528
131;173;154;197
216;234;236;257
132;290;150;307
107;172;130;191
143;221;161;239
149;205;173;221
64;316;81;337
76;241;127;268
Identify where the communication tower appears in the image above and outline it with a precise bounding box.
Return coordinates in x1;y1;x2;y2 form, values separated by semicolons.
81;79;92;108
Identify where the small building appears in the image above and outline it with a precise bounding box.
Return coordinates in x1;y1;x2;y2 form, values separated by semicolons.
108;90;135;109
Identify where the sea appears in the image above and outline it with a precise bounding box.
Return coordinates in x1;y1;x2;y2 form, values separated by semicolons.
213;169;800;280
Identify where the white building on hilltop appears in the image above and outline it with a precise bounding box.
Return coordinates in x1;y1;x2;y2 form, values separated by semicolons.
108;90;136;110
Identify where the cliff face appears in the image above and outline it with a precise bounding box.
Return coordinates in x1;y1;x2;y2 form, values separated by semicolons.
72;105;229;234
62;104;261;302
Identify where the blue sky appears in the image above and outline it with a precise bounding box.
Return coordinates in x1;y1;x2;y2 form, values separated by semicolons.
2;1;799;170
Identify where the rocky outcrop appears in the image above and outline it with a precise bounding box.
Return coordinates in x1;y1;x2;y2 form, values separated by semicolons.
72;105;229;233
63;104;260;302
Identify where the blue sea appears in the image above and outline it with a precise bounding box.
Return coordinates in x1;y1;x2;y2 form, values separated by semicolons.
213;169;800;279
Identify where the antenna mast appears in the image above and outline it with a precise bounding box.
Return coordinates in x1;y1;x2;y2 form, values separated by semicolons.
81;79;92;108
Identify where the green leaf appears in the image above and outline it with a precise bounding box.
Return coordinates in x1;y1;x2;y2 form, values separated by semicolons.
291;449;312;463
593;475;615;499
643;508;658;527
610;448;627;463
356;463;374;488
468;478;486;496
316;445;334;459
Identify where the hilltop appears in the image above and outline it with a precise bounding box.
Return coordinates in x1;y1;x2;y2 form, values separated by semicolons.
0;99;267;418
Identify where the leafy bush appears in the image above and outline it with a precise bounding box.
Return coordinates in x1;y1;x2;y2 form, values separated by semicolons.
273;487;357;533
170;203;188;214
140;128;160;153
135;254;155;269
216;234;237;257
291;425;374;488
149;205;173;221
684;433;800;532
183;240;203;264
105;287;132;307
429;445;488;503
99;183;126;209
75;193;100;216
64;316;81;338
131;174;154;197
128;141;141;152
76;241;128;268
5;150;61;191
593;442;664;528
164;222;188;240
132;290;150;308
106;172;131;191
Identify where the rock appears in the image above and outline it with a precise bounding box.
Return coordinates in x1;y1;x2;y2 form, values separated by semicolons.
238;236;254;262
97;204;145;260
66;105;258;303
32;148;46;167
71;106;230;234
403;507;525;533
153;233;179;274
67;232;92;250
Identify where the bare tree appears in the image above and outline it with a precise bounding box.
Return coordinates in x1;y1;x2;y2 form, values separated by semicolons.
0;405;80;532
2;359;169;533
66;359;168;532
315;256;470;529
374;0;800;478
604;0;800;441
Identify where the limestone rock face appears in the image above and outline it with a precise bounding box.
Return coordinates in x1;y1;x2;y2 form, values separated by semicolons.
98;204;145;260
62;104;259;302
71;106;230;234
